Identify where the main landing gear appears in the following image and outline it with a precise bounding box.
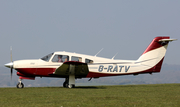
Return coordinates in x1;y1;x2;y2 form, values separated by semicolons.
17;79;24;88
63;65;76;88
63;78;75;88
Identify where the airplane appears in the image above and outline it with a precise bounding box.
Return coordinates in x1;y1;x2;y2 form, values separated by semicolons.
4;36;177;88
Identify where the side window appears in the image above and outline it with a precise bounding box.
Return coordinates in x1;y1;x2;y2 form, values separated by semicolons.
71;56;82;62
52;55;69;62
85;59;93;63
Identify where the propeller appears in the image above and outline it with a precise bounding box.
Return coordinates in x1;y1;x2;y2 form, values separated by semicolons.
4;46;14;80
10;46;13;80
11;67;13;80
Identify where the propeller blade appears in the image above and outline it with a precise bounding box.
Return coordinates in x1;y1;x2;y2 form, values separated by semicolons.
11;67;13;80
10;46;12;62
10;46;13;80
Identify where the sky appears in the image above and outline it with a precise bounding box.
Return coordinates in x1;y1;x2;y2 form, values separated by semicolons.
0;0;180;67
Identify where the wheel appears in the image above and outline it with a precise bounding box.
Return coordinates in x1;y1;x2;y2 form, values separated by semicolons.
68;84;75;88
63;82;69;88
17;82;24;88
63;82;66;87
72;84;75;88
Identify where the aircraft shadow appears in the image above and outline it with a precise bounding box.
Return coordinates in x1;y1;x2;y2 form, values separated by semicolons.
74;86;106;89
31;86;106;89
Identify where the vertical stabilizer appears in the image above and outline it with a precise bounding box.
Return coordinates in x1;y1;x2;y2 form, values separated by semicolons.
137;36;176;72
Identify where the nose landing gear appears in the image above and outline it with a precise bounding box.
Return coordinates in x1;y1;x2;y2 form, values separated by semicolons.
17;79;24;88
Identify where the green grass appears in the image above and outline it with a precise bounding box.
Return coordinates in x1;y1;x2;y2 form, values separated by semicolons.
0;84;180;107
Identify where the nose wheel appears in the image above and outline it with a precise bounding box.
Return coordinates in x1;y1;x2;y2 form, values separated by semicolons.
17;79;24;88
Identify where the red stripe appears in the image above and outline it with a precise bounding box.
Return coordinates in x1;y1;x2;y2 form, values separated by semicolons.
16;68;56;76
142;36;169;55
19;76;35;80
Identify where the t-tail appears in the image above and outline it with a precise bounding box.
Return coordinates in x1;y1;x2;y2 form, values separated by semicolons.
137;36;177;73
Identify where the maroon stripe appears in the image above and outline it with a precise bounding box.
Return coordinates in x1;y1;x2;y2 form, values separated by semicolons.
142;36;169;55
16;68;56;76
19;76;35;80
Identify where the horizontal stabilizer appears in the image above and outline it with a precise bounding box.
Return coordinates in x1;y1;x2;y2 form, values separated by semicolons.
159;39;177;42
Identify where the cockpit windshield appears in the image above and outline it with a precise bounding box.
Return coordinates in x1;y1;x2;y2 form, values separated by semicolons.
41;53;54;61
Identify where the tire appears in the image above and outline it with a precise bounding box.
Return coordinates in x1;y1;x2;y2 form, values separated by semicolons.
17;82;24;88
63;82;66;88
63;82;69;88
72;84;75;88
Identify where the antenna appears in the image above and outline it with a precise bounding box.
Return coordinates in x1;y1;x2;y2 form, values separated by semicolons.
95;48;104;57
112;52;118;59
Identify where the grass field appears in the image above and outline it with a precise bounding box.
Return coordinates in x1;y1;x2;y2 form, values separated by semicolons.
0;84;180;107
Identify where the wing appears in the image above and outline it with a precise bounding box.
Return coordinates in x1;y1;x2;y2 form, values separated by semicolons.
52;61;89;78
